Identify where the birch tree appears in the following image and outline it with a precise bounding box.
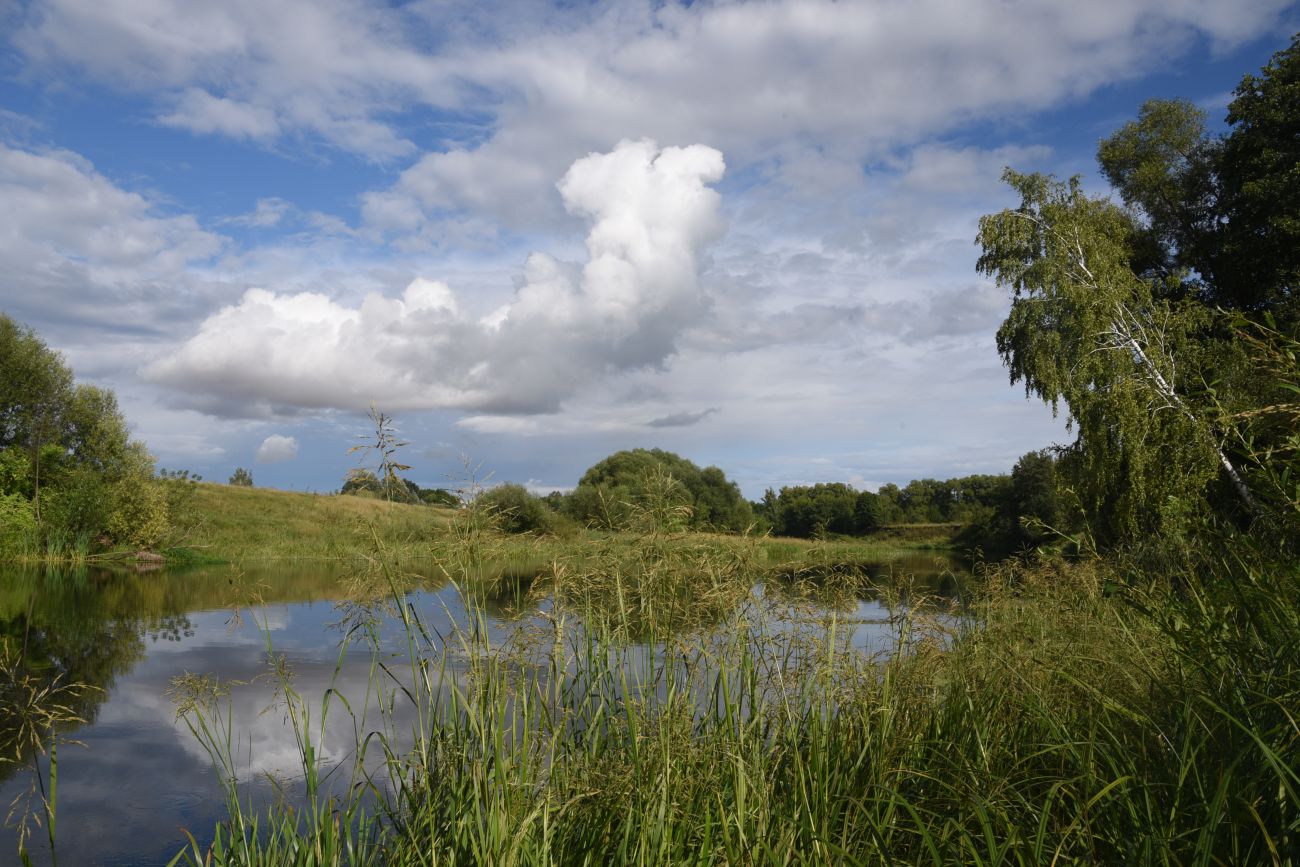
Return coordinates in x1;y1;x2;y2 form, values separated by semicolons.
976;170;1251;544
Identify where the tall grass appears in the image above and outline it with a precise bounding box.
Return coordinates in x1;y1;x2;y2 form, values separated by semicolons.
164;530;1298;866
1;526;93;566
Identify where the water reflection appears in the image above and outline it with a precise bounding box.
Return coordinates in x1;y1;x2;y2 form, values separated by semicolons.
0;552;965;866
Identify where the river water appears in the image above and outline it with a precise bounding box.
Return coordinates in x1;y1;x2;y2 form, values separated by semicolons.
0;552;963;865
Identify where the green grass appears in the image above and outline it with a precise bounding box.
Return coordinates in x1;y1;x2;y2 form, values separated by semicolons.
176;483;455;562
159;533;1298;866
178;481;960;567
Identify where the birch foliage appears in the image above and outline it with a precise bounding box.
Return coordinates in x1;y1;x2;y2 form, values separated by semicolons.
977;171;1241;544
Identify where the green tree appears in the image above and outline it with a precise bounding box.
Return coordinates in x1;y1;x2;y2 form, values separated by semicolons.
977;171;1250;545
0;314;168;553
228;467;253;487
0;316;74;521
767;483;871;538
569;449;752;532
874;484;904;524
1217;33;1300;314
1097;97;1218;291
1096;36;1299;315
853;490;882;532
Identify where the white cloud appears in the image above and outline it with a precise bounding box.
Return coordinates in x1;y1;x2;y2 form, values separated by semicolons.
0;143;225;333
227;197;292;228
256;434;299;463
14;0;448;158
159;88;281;140
355;0;1289;236
13;0;1289;205
148;140;726;416
0;144;222;273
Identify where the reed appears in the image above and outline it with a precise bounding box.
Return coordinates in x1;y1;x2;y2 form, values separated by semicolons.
163;533;1298;865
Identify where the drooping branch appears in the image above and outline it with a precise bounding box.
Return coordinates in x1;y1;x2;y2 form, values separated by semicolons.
1008;208;1257;513
1100;300;1257;512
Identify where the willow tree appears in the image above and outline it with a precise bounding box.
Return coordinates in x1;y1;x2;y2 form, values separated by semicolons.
976;171;1252;545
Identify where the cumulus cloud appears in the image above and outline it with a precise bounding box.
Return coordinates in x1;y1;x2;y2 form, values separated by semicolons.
148;140;726;416
256;434;299;463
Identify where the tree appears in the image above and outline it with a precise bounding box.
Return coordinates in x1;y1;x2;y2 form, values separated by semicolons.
874;484;904;524
0;316;74;520
228;467;253;487
977;170;1250;544
1097;97;1218;292
569;449;752;532
1096;35;1300;316
1217;33;1300;314
1008;450;1061;541
0;314;167;552
853;490;881;532
764;483;885;538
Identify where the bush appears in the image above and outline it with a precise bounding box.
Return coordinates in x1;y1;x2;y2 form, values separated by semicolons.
105;472;171;549
0;492;36;554
419;487;460;507
40;468;107;544
477;483;555;534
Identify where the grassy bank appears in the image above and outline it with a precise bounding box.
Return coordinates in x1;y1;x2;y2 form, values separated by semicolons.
174;483;455;562
158;533;1297;866
167;482;957;571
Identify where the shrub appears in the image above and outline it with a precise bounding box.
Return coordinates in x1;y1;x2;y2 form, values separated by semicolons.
40;468;107;544
0;492;36;554
477;483;554;534
105;472;171;549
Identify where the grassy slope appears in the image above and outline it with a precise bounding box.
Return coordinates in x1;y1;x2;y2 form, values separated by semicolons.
181;483;454;561
180;483;958;567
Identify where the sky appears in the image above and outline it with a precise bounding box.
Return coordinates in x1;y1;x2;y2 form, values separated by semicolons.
1;0;1297;498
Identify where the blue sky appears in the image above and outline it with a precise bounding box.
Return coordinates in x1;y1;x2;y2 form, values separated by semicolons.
1;0;1296;498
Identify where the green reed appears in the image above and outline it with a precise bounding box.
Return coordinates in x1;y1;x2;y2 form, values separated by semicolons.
164;532;1299;866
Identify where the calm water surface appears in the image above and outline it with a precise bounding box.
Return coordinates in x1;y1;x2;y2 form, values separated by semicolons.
0;553;963;865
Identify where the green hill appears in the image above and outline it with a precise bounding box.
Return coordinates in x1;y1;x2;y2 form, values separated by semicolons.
179;483;455;562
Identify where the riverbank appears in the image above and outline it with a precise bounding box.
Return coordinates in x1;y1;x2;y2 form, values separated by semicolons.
172;482;454;562
166;483;960;570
